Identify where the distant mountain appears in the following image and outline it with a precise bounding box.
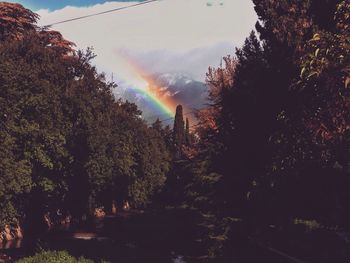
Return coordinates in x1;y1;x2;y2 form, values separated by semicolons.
114;73;208;125
153;73;208;110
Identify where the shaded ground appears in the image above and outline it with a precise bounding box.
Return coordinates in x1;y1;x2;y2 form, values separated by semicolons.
248;225;350;263
3;209;349;262
2;209;198;263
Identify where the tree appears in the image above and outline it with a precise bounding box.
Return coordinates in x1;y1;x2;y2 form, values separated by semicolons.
184;1;350;259
173;105;185;157
268;0;350;226
185;118;191;145
0;3;172;227
182;56;238;261
0;2;38;40
0;33;74;225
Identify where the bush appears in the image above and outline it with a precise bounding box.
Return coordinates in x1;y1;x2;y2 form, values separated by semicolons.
15;251;94;263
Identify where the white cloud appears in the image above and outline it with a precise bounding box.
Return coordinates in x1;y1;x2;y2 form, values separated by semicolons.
37;0;257;82
117;42;235;81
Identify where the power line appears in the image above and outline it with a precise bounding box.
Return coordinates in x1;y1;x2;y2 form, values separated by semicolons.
43;0;161;27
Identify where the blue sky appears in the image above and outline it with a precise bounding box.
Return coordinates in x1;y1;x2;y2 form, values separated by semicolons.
7;0;141;11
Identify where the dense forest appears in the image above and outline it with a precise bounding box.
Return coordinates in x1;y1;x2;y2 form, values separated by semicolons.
0;0;350;262
0;2;171;230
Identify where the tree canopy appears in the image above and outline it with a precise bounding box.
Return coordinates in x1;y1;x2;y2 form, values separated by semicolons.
0;2;171;226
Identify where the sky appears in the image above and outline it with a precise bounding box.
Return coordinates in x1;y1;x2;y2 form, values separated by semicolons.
7;0;143;11
7;0;258;120
8;0;258;81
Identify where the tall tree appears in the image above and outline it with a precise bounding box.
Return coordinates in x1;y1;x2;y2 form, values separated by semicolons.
173;105;185;157
185;118;191;145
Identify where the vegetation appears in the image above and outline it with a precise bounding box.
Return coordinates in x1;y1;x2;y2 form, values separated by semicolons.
181;0;350;261
1;0;350;262
0;2;170;227
15;251;94;263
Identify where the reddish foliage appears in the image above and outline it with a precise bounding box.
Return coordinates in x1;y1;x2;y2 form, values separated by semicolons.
182;144;198;160
0;2;38;40
37;30;75;53
197;56;236;133
0;3;75;55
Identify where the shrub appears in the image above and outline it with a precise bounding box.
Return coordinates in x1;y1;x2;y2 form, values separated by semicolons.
16;250;94;263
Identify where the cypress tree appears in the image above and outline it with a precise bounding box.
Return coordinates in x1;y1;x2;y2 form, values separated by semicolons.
185;118;191;145
173;105;185;156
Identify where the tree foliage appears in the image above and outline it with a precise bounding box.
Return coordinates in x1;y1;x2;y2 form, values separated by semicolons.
183;0;350;261
0;3;171;226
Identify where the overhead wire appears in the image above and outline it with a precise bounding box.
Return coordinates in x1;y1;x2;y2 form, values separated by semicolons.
42;0;161;27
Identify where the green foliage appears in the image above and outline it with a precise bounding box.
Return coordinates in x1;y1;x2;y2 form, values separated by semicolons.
0;3;171;226
0;201;19;228
3;1;350;261
125;120;170;206
15;251;94;263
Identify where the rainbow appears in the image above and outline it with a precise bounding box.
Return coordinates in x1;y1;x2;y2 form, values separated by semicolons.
129;83;174;118
115;52;179;120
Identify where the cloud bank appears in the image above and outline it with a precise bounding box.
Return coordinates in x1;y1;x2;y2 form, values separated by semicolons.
37;0;257;82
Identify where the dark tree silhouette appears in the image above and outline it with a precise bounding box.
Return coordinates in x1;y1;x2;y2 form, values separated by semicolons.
173;105;185;157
